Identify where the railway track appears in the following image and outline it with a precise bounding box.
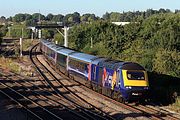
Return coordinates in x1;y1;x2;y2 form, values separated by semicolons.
30;43;113;120
0;39;16;57
0;46;15;57
0;74;97;120
0;42;179;120
135;104;180;120
0;43;107;120
37;44;180;120
0;79;62;120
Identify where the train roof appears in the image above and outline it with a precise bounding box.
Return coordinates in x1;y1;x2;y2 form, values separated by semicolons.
69;52;98;63
50;44;61;51
99;60;145;70
91;57;107;65
41;40;145;70
41;39;64;52
41;39;48;44
57;48;76;56
120;62;145;70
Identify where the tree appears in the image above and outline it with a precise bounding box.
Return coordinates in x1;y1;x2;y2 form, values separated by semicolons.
13;13;26;22
63;12;81;26
25;19;36;26
109;12;121;22
46;13;54;21
54;33;64;45
0;16;6;23
0;16;6;19
42;29;54;39
32;13;45;22
7;16;13;22
25;14;32;21
102;12;110;20
52;14;64;22
81;14;98;22
153;49;180;78
72;12;80;23
0;25;8;36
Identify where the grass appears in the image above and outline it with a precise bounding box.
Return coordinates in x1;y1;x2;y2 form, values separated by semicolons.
0;57;20;73
170;97;180;112
22;39;33;50
22;39;39;51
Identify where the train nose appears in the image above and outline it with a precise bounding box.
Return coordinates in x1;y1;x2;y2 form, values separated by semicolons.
128;89;149;101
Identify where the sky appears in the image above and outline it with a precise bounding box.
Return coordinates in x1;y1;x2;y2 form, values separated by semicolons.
1;0;180;17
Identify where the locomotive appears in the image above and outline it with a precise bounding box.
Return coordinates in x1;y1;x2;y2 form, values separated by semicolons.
40;39;149;102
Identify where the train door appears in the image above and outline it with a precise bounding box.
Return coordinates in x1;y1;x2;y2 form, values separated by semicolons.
91;64;97;82
98;67;103;86
115;69;121;90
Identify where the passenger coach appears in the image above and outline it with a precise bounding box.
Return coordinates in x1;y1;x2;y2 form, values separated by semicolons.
40;40;149;102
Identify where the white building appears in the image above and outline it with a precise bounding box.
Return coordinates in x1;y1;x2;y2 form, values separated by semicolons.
112;22;130;26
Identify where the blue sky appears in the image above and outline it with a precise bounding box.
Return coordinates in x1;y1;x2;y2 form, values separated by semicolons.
1;0;179;17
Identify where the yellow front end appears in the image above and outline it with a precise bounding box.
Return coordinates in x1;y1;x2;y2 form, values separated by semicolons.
122;70;149;87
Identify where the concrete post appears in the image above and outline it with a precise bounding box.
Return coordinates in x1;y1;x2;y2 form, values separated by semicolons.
22;28;24;38
91;37;93;48
31;32;34;40
8;27;11;37
20;38;23;57
64;26;68;47
38;29;42;39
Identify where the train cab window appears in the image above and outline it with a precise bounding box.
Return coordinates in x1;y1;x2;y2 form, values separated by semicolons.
127;71;145;80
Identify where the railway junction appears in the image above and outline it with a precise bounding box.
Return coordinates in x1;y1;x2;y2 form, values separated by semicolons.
0;38;179;120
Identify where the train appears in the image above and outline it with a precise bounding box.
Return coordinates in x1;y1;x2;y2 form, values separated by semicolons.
40;39;149;102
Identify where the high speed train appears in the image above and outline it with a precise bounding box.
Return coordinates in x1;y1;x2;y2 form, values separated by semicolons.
40;39;149;102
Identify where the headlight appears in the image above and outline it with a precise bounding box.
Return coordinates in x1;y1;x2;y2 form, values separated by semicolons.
144;87;149;89
125;86;132;89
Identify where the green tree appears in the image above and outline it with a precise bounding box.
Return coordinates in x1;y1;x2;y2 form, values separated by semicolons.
102;12;110;20
81;14;97;22
0;25;8;36
46;13;54;21
109;12;121;22
13;13;26;22
42;29;54;39
54;33;64;45
52;14;64;22
25;19;36;26
32;13;45;22
153;49;180;78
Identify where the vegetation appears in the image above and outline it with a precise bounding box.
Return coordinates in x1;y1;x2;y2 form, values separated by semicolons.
0;31;2;45
171;97;180;112
22;39;34;50
68;13;180;104
0;25;4;44
102;9;172;22
69;13;180;78
0;8;179;105
0;57;20;73
6;24;31;38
